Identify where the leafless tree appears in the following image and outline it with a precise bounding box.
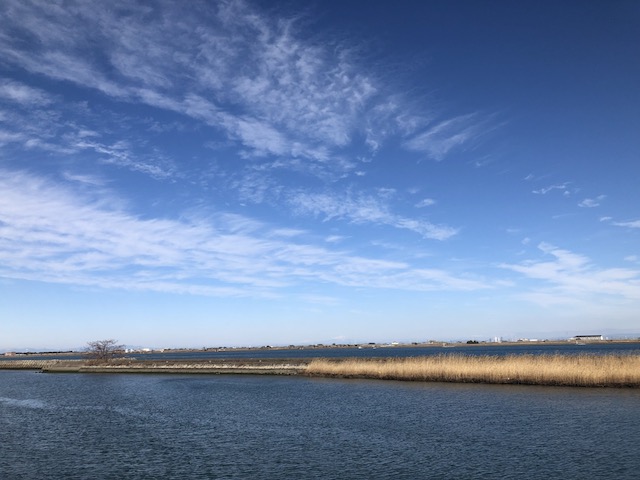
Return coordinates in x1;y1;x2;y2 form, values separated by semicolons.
85;339;124;363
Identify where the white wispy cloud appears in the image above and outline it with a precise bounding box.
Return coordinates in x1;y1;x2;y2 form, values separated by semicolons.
0;79;53;105
226;167;286;205
0;0;491;178
500;242;640;305
404;113;488;161
599;217;640;229
325;235;346;244
415;198;436;208
532;183;571;195
0;169;482;295
288;190;458;240
578;195;605;208
0;0;494;263
71;138;177;180
0;85;179;179
612;220;640;229
0;0;379;172
0;129;25;146
62;171;108;186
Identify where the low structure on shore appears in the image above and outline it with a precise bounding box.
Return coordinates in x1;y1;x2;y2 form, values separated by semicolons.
570;334;605;342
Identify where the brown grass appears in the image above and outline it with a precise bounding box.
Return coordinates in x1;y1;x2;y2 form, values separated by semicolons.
305;354;640;387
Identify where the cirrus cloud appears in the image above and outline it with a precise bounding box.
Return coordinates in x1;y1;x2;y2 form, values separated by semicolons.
0;169;483;296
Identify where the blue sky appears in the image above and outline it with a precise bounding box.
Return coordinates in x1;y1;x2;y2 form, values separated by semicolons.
1;0;639;351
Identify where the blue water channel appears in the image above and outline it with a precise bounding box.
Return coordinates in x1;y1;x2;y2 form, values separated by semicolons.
1;369;639;479
3;342;640;362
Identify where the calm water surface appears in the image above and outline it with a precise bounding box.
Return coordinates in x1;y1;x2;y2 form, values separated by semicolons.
4;342;640;362
1;370;639;479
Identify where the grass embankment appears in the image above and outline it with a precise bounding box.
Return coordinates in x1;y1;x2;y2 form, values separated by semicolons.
306;354;640;387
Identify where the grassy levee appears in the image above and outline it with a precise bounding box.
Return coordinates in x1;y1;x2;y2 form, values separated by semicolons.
306;354;640;387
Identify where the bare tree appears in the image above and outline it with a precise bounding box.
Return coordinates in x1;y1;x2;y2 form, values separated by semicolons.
85;339;124;363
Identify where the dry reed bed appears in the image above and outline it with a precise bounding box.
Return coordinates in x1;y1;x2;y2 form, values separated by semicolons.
306;354;640;387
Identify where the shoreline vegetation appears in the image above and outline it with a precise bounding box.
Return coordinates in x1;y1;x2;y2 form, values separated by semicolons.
2;353;640;387
306;354;640;388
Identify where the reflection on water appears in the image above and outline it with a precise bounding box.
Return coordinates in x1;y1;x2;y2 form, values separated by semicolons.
1;370;640;479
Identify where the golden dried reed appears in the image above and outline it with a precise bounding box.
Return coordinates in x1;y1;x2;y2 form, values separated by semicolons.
306;354;640;387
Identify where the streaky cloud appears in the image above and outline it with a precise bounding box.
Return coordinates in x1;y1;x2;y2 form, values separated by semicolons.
289;190;458;240
532;183;571;195
500;242;640;303
404;113;488;161
0;169;481;295
612;220;640;229
0;0;489;179
0;79;53;105
415;198;436;208
578;195;605;208
0;0;380;174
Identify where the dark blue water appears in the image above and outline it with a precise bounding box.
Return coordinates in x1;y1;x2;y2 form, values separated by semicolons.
4;342;640;362
1;370;639;479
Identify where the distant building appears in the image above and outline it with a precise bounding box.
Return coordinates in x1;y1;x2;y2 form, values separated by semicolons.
570;335;604;342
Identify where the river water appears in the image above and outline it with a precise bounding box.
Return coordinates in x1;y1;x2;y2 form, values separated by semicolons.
1;370;639;479
4;341;640;362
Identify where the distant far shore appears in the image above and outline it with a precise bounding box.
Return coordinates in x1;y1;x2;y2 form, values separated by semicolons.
3;338;640;357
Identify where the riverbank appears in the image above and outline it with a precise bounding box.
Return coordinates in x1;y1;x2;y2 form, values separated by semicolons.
306;354;640;387
2;354;640;387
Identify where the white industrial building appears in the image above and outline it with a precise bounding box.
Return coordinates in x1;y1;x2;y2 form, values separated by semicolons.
569;334;604;342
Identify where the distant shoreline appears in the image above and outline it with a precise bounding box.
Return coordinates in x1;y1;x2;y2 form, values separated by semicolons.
3;338;640;358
